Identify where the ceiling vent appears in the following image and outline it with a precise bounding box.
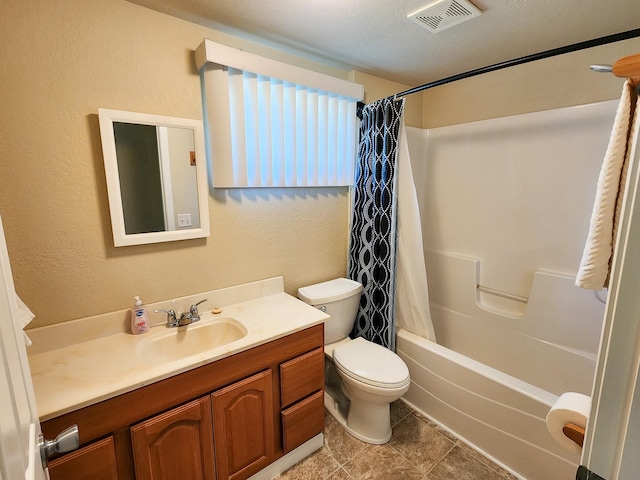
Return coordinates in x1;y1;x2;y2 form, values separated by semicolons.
408;0;482;33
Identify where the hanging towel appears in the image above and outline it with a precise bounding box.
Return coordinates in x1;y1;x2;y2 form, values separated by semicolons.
576;80;638;290
16;295;35;346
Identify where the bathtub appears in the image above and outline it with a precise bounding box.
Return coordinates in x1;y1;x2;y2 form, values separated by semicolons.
394;250;604;479
397;327;579;479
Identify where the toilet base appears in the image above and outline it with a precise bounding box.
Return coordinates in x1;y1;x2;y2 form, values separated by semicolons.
323;391;392;444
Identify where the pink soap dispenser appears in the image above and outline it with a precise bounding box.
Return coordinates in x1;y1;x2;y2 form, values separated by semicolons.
131;296;150;334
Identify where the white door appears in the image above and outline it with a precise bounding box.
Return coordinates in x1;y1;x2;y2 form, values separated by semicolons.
581;99;640;478
0;214;48;480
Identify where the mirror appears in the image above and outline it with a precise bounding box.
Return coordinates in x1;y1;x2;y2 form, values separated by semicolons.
98;109;210;246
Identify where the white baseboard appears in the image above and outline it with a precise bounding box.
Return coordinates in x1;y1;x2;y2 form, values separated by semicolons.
248;433;324;480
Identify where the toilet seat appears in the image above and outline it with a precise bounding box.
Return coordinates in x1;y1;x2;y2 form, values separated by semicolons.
333;337;410;389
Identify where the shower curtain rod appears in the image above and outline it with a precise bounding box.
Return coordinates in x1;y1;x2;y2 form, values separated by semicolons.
384;28;640;101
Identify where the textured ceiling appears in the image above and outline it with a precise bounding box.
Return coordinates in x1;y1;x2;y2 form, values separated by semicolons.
128;0;640;86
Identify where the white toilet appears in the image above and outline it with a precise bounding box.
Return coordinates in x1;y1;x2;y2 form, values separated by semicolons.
298;278;410;444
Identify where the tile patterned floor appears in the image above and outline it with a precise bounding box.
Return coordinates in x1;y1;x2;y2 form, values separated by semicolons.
275;401;519;480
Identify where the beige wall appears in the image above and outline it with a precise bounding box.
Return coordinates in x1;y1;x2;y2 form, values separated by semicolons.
0;0;372;327
421;37;640;128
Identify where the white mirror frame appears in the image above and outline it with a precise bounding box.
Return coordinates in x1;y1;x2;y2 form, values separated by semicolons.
98;108;210;247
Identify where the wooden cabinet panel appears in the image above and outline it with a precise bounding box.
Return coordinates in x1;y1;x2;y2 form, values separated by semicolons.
212;370;275;480
280;347;324;408
48;436;118;480
281;390;324;453
130;396;215;480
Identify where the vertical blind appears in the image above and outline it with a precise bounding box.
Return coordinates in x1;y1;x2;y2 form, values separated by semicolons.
195;40;364;188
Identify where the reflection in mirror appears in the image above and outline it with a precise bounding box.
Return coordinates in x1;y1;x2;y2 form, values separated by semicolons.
98;109;210;247
113;123;200;234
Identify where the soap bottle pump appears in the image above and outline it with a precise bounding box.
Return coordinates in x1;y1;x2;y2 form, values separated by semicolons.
131;296;149;334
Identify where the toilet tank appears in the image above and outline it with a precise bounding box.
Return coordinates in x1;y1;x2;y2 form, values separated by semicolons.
297;278;363;344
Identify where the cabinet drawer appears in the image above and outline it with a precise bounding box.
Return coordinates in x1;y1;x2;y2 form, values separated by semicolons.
48;436;118;480
280;347;324;408
281;390;324;453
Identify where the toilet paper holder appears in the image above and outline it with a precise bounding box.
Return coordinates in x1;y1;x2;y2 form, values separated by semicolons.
546;392;590;453
563;422;585;448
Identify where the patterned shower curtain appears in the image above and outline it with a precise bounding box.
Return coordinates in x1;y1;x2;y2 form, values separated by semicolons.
348;97;405;351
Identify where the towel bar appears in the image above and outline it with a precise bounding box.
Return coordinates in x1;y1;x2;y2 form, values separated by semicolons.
592;52;640;93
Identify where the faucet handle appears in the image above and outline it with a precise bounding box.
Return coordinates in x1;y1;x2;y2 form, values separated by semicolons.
189;298;207;318
155;309;177;326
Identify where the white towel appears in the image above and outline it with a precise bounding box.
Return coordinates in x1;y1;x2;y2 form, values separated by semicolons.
16;295;35;346
576;80;638;290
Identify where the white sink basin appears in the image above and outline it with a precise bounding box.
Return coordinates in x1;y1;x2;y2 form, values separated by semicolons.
137;318;248;364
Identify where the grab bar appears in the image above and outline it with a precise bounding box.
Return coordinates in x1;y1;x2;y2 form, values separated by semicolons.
477;285;528;304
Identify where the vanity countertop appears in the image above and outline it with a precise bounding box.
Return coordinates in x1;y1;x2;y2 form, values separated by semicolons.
27;277;328;421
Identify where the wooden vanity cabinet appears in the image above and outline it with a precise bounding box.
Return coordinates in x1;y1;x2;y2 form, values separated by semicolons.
43;324;324;480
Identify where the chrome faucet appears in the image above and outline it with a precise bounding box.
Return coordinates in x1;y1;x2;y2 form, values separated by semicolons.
188;298;207;322
155;299;207;328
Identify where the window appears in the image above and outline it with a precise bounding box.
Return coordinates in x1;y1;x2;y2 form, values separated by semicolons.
195;40;364;187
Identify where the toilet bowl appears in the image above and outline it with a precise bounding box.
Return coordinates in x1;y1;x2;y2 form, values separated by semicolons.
298;278;410;444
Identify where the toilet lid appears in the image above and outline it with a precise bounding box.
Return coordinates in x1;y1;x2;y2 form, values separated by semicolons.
333;337;410;388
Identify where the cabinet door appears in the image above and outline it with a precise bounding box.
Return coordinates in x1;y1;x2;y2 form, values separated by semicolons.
48;436;118;480
212;369;275;480
130;396;215;480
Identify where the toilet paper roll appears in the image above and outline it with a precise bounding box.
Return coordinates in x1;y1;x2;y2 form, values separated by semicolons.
545;392;591;454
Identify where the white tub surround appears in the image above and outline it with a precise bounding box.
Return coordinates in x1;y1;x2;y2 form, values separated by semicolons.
27;276;328;421
425;251;604;396
393;101;621;480
408;100;619;303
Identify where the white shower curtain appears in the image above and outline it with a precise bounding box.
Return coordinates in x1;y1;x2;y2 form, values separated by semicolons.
395;121;437;341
